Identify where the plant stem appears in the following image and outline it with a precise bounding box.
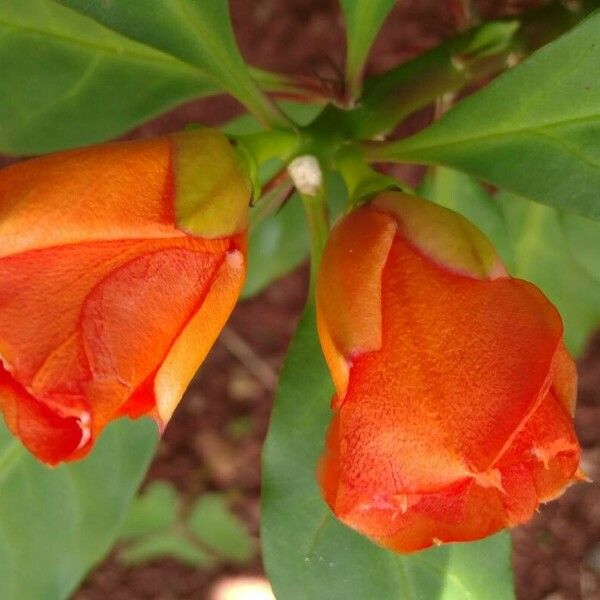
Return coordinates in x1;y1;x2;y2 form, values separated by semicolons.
301;189;330;296
239;81;294;130
343;21;517;139
235;129;299;166
335;145;405;206
308;0;597;141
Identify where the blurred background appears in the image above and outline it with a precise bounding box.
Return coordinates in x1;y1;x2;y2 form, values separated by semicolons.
2;1;598;599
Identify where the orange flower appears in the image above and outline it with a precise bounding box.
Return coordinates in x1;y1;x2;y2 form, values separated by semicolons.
0;129;251;465
316;192;581;553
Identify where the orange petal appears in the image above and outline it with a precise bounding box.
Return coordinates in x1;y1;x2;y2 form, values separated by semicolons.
153;244;246;424
551;342;578;416
0;129;250;260
0;130;250;464
371;482;506;553
0;137;177;258
317;198;578;553
0;362;88;465
316;208;396;401
497;388;580;510
0;235;243;463
333;235;563;487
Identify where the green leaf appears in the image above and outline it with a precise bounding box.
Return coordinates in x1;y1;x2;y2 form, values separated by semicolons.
561;212;600;283
243;193;310;298
499;191;600;356
56;0;286;128
418;167;600;355
187;493;253;564
340;0;396;97
0;418;157;600
120;481;179;539
244;173;348;298
381;10;600;219
262;305;514;600
0;0;217;154
119;531;212;567
222;101;326;136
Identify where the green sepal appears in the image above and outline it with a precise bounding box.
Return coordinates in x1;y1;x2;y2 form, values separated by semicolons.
372;192;507;280
173;128;251;238
335;145;403;208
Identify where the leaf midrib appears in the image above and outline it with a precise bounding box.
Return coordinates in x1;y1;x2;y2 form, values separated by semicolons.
0;16;212;80
393;110;600;165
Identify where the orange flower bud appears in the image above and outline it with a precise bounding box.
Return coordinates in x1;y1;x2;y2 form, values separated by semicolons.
0;129;251;465
316;191;581;553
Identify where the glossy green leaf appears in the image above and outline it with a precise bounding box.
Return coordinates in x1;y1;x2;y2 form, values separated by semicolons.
262;305;514;600
188;493;253;564
0;0;217;154
57;0;286;128
340;0;396;97
0;418;157;600
419;167;600;355
381;11;600;219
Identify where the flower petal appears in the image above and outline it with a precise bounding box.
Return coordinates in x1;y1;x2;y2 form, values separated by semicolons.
316;208;396;402
317;196;577;552
0;138;176;258
0;236;239;462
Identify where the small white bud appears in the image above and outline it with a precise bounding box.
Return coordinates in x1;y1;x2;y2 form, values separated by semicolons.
287;155;323;196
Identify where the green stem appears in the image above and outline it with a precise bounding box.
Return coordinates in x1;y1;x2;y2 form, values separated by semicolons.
344;21;517;139
235;129;299;166
233;129;299;202
335;145;405;206
312;0;597;141
301;189;330;296
249;176;294;233
238;82;294;131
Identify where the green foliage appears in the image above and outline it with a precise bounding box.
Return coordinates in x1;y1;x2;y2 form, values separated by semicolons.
420;167;600;355
562;212;600;283
262;306;514;600
0;418;157;600
244;194;310;298
0;3;596;598
120;531;212;568
0;0;291;154
120;481;179;539
223;103;333;299
118;483;253;568
56;0;284;128
340;0;396;97
384;11;600;219
499;191;600;356
0;0;216;154
244;174;348;299
188;493;253;564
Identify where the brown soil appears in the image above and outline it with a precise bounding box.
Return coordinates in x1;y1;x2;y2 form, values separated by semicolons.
5;1;599;598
